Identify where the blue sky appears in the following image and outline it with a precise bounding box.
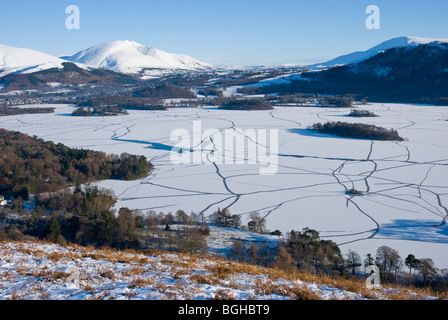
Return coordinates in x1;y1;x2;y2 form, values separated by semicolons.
1;0;447;66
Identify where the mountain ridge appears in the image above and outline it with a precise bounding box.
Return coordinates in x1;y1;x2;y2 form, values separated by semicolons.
62;40;213;74
311;36;448;68
0;44;89;77
0;41;213;78
238;40;448;105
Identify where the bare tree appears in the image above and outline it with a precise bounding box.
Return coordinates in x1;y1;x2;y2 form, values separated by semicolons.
248;212;266;234
212;207;232;227
345;249;362;275
177;231;208;255
375;246;403;283
144;210;159;241
176;209;190;226
274;246;296;272
419;258;438;286
247;242;258;264
229;239;245;262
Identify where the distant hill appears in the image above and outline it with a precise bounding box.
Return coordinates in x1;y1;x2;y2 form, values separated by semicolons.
302;41;448;104
133;84;196;99
0;41;212;91
241;40;448;105
310;36;448;67
0;62;139;90
0;44;87;77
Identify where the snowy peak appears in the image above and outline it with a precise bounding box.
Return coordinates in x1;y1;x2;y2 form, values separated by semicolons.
63;40;213;73
369;36;448;52
0;44;74;77
313;36;448;68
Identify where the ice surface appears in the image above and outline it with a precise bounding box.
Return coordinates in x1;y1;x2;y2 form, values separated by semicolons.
1;103;447;267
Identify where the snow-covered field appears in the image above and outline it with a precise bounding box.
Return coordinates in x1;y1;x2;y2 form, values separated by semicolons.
0;241;351;300
1;103;448;268
0;241;438;300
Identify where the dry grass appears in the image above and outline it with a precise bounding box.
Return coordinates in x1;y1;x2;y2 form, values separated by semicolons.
89;289;111;300
191;273;222;286
9;287;20;300
99;270;115;280
1;240;446;301
214;289;236;300
283;284;324;300
121;265;146;277
264;266;448;300
128;277;152;289
252;278;323;300
47;250;82;262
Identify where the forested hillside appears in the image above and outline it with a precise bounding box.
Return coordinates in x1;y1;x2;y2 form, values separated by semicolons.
239;43;448;105
0;129;152;197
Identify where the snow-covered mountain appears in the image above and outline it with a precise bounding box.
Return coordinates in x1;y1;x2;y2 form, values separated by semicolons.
312;36;448;68
62;40;213;74
0;44;83;77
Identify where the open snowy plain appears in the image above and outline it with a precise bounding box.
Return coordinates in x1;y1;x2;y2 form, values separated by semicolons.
1;103;447;267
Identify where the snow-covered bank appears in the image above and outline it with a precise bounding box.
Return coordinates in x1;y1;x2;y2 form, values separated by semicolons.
0;241;441;300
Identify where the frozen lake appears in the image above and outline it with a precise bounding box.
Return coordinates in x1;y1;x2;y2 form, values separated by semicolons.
1;103;448;268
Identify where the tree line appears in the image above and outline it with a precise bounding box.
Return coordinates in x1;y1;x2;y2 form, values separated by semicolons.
211;208;447;291
218;98;274;111
0;197;210;255
228;227;447;292
133;84;196;100
72;105;129;117
0;106;55;117
76;96;166;111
